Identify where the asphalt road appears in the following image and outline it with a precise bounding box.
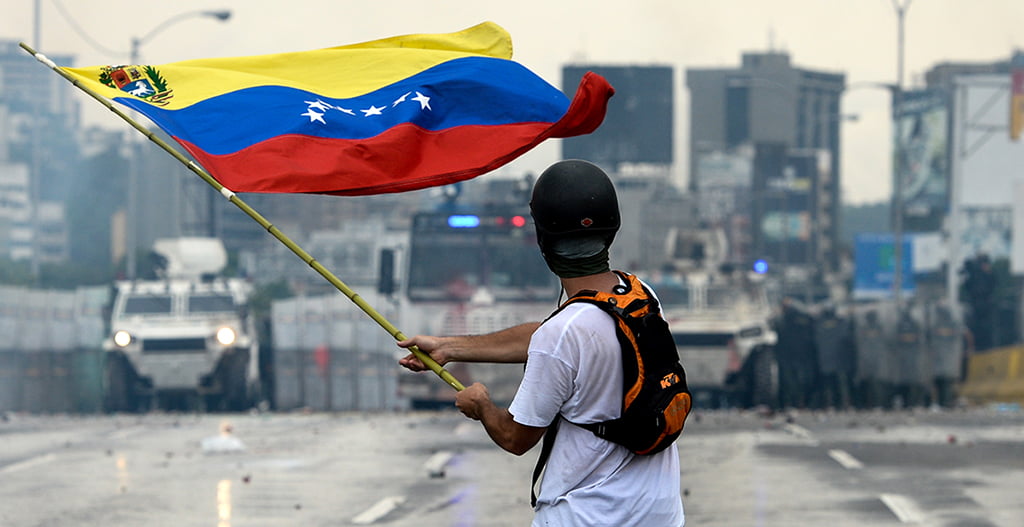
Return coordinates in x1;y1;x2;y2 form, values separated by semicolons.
1;406;1022;526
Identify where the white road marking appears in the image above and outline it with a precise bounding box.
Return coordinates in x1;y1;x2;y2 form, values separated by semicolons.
0;453;57;474
827;449;864;469
880;493;925;523
423;450;455;478
351;496;405;525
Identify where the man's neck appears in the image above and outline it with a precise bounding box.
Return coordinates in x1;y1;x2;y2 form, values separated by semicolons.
559;270;619;298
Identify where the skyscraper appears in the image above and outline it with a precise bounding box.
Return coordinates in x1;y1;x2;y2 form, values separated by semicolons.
687;51;845;278
0;40;79;264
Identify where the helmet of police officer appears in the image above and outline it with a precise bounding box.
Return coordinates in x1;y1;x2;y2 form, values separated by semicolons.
530;160;619;274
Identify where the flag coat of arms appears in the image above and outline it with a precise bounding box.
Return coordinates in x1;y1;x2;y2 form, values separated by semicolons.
62;22;614;195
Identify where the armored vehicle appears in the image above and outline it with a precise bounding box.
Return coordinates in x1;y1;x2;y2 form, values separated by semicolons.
649;228;779;408
102;238;260;411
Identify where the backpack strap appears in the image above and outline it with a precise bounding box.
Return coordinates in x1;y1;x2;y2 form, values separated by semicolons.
568;270;661;319
530;417;560;507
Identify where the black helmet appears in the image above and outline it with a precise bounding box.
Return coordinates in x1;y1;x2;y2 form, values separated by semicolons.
530;160;620;252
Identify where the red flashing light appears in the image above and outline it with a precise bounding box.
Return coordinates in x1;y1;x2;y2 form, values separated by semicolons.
511;215;527;228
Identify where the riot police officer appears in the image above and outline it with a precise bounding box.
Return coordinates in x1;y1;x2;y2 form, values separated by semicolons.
814;305;854;410
928;302;965;408
773;298;818;409
894;306;930;409
853;309;892;409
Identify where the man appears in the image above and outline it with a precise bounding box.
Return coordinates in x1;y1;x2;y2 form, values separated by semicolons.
813;304;854;410
399;159;685;526
894;306;930;408
928;302;966;408
853;309;894;409
773;298;818;409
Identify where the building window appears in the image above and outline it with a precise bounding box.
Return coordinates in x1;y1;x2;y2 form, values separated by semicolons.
725;85;750;148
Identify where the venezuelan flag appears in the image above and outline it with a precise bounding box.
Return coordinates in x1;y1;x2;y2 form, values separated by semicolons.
62;22;614;195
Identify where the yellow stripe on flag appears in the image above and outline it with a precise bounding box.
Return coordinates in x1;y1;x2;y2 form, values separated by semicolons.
60;21;512;110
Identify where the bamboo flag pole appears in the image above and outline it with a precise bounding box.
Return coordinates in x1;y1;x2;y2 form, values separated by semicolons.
19;42;465;392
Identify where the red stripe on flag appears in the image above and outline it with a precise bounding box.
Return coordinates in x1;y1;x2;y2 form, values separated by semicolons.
548;72;616;137
176;71;615;195
180;121;556;195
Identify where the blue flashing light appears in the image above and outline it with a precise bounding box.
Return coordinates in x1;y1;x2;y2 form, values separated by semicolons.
448;214;480;228
753;259;769;274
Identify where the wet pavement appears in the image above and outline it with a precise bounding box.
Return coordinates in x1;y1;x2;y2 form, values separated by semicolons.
1;406;1022;526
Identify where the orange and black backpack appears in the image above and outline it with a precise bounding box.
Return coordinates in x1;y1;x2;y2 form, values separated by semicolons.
531;271;692;504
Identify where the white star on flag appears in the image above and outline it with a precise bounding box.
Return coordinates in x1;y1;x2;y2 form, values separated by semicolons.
305;99;333;112
299;90;430;124
301;109;326;123
412;91;431;110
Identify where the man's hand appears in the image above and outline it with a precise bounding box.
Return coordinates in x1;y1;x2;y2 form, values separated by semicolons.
454;382;491;420
397;335;451;372
455;382;546;456
396;323;539;372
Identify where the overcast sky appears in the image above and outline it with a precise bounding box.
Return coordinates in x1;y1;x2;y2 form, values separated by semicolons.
4;0;1023;204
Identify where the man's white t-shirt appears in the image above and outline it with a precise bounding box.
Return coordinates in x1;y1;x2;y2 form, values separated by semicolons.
508;301;685;527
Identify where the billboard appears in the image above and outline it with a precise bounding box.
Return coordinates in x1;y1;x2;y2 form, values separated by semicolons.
894;89;948;231
853;233;915;300
694;148;753;224
561;65;673;168
752;144;816;266
960;206;1012;262
955;76;1024;207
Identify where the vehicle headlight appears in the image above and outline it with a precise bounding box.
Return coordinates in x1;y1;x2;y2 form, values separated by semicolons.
113;330;132;348
216;327;237;346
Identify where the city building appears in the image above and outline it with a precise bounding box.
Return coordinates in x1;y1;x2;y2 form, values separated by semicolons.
899;53;1023;237
686;51;846;284
0;162;30;260
560;64;696;272
561;64;675;173
0;40;79;264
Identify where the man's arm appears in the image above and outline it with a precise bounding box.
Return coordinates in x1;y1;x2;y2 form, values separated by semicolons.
398;322;541;371
455;382;546;456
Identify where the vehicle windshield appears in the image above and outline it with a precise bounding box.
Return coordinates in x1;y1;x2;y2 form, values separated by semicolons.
123;295;172;315
407;212;556;302
188;294;236;313
707;286;742;308
650;283;691;308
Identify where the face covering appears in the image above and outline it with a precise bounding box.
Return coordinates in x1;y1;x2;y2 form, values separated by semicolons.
542;236;611;278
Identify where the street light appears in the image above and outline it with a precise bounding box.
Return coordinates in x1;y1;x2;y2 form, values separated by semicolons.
891;0;912;306
129;10;231;65
846;80;911;302
125;9;231;279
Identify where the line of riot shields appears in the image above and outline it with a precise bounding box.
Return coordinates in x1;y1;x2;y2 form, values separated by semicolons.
771;298;968;411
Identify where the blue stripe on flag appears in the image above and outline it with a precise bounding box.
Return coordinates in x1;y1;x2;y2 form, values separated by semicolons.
117;56;570;156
